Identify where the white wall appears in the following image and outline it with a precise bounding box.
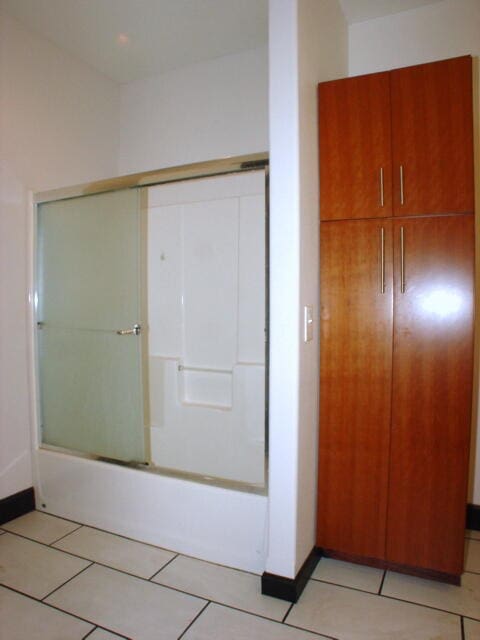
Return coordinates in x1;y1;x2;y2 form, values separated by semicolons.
0;11;120;500
349;0;480;76
266;0;347;578
348;0;480;505
118;47;268;175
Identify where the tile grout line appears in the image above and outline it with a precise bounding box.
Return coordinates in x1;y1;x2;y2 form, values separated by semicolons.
41;561;94;602
34;508;266;579
378;570;387;595
148;553;179;580
281;602;294;623
379;593;474;621
176;601;211;640
460;616;465;640
310;576;385;597
5;525;480;628
49;524;84;546
0;583;131;638
81;627;97;640
5;523;480;628
283;620;340;640
35;508;181;555
3;525;480;628
307;575;480;623
4;529;178;583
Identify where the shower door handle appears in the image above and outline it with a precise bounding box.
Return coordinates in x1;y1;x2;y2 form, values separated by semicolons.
116;324;141;336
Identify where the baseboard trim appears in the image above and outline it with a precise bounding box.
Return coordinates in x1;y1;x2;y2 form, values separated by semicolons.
0;487;35;525
321;548;460;585
261;547;320;602
467;503;480;531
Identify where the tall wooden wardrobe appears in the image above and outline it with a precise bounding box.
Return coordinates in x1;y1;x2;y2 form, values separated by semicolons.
317;56;475;583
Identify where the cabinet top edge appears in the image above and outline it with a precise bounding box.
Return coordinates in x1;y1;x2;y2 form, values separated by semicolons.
318;54;472;89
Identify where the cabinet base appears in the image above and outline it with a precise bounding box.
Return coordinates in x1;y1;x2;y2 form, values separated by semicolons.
321;548;460;586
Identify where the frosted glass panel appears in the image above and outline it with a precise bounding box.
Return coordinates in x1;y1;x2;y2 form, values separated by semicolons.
37;190;145;463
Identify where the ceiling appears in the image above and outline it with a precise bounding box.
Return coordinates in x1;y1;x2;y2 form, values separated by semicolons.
0;0;268;84
1;0;444;84
339;0;443;24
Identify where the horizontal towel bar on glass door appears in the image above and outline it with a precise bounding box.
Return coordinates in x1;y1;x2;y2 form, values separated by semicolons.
36;322;141;335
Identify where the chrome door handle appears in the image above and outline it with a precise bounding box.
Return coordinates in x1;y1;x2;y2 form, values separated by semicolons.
116;324;141;336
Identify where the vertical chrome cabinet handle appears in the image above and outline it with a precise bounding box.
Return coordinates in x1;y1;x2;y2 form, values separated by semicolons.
380;227;385;294
379;168;384;207
400;227;405;293
399;165;405;205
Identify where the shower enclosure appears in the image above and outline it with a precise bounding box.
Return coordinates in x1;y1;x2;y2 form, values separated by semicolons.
34;157;268;491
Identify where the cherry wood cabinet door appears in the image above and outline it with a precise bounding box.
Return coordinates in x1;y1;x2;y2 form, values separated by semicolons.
391;56;474;217
318;219;393;558
319;72;392;221
387;215;474;576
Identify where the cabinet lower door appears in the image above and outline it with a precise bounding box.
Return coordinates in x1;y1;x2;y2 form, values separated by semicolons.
387;215;474;576
318;219;393;558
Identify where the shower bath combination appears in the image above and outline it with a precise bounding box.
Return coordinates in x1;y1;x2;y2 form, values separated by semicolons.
33;155;268;494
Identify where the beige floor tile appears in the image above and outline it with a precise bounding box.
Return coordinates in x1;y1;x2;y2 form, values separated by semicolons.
0;586;93;639
286;579;461;640
465;540;480;573
464;618;480;639
87;630;127;640
152;555;290;621
466;530;480;541
382;571;480;619
45;563;206;640
53;525;175;578
2;511;80;544
312;557;383;593
0;533;90;599
183;603;327;640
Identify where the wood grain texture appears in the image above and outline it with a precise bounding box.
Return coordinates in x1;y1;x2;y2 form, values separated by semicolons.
319;72;392;220
387;214;474;576
391;56;474;216
318;219;393;558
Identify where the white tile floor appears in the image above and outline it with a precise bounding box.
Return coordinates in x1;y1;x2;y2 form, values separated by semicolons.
1;511;479;640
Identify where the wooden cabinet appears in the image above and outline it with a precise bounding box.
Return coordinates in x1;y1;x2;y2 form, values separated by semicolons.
387;215;474;575
317;56;475;582
391;57;474;216
319;72;392;220
319;219;393;559
319;56;474;221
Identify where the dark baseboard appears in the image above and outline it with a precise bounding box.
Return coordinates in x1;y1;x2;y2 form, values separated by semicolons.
0;487;35;525
467;503;480;531
261;547;320;603
321;548;460;585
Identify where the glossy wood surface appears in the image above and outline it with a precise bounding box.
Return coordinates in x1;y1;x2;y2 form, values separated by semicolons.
391;56;474;216
319;72;392;220
387;214;474;575
318;219;393;557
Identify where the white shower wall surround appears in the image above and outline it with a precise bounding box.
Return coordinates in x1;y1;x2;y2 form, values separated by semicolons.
147;171;266;485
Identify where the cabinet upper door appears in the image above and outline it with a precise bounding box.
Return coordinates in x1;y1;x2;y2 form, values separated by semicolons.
387;214;474;576
319;72;392;220
391;56;474;216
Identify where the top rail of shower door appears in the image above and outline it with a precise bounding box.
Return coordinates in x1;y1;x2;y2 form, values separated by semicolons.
34;153;269;204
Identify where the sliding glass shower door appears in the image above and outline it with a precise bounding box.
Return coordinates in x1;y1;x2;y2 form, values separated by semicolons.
37;189;146;463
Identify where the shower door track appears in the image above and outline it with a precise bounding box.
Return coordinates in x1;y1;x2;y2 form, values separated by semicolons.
33;152;268;204
30;152;270;496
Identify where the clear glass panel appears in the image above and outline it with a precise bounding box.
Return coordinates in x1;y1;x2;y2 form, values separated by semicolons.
37;189;145;463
